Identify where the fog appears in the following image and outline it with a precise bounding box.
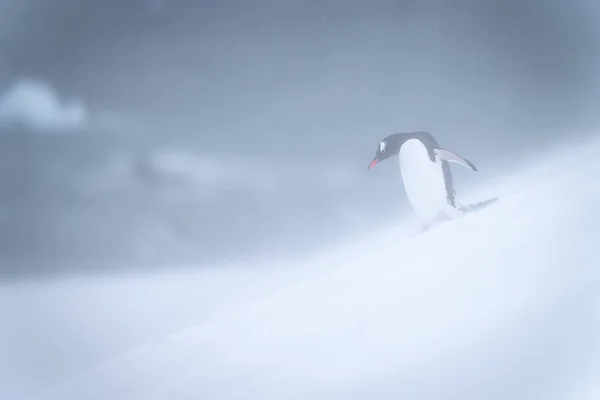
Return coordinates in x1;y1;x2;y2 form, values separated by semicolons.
1;0;599;398
0;0;598;275
6;135;600;399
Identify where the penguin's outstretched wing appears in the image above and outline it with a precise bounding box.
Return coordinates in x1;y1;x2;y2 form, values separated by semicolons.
434;148;478;171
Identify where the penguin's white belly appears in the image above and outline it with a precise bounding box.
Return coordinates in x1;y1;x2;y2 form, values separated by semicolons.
399;139;454;224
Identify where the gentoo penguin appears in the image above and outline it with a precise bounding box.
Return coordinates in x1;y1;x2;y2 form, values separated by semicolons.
368;131;497;229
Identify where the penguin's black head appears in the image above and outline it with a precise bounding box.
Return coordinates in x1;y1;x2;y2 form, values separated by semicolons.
367;133;404;170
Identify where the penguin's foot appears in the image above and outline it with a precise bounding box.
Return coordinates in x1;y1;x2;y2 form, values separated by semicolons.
436;212;454;224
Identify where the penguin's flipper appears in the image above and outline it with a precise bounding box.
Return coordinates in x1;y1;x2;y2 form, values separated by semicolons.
434;148;478;171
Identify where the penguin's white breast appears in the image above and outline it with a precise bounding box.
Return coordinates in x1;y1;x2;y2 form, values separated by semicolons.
399;139;449;221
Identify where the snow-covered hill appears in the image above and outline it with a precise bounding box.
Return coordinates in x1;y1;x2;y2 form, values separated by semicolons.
9;136;600;400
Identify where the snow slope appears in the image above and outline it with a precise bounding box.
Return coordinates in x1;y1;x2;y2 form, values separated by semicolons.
15;136;600;400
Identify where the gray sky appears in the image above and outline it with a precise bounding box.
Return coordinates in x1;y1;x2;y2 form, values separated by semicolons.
0;0;599;277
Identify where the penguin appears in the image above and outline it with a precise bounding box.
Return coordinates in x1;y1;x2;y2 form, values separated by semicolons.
367;131;497;229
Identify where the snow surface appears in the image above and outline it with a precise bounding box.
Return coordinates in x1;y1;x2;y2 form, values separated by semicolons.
4;135;600;400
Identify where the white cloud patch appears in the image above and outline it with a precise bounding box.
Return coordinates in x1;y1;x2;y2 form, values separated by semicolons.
0;78;88;131
150;149;277;190
147;148;358;195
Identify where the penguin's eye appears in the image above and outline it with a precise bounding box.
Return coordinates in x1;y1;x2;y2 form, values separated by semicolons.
379;141;386;153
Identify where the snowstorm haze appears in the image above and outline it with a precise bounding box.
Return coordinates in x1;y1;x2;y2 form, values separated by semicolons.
1;1;600;399
0;0;597;276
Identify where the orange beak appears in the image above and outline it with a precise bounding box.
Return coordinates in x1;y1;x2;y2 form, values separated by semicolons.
368;159;378;170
